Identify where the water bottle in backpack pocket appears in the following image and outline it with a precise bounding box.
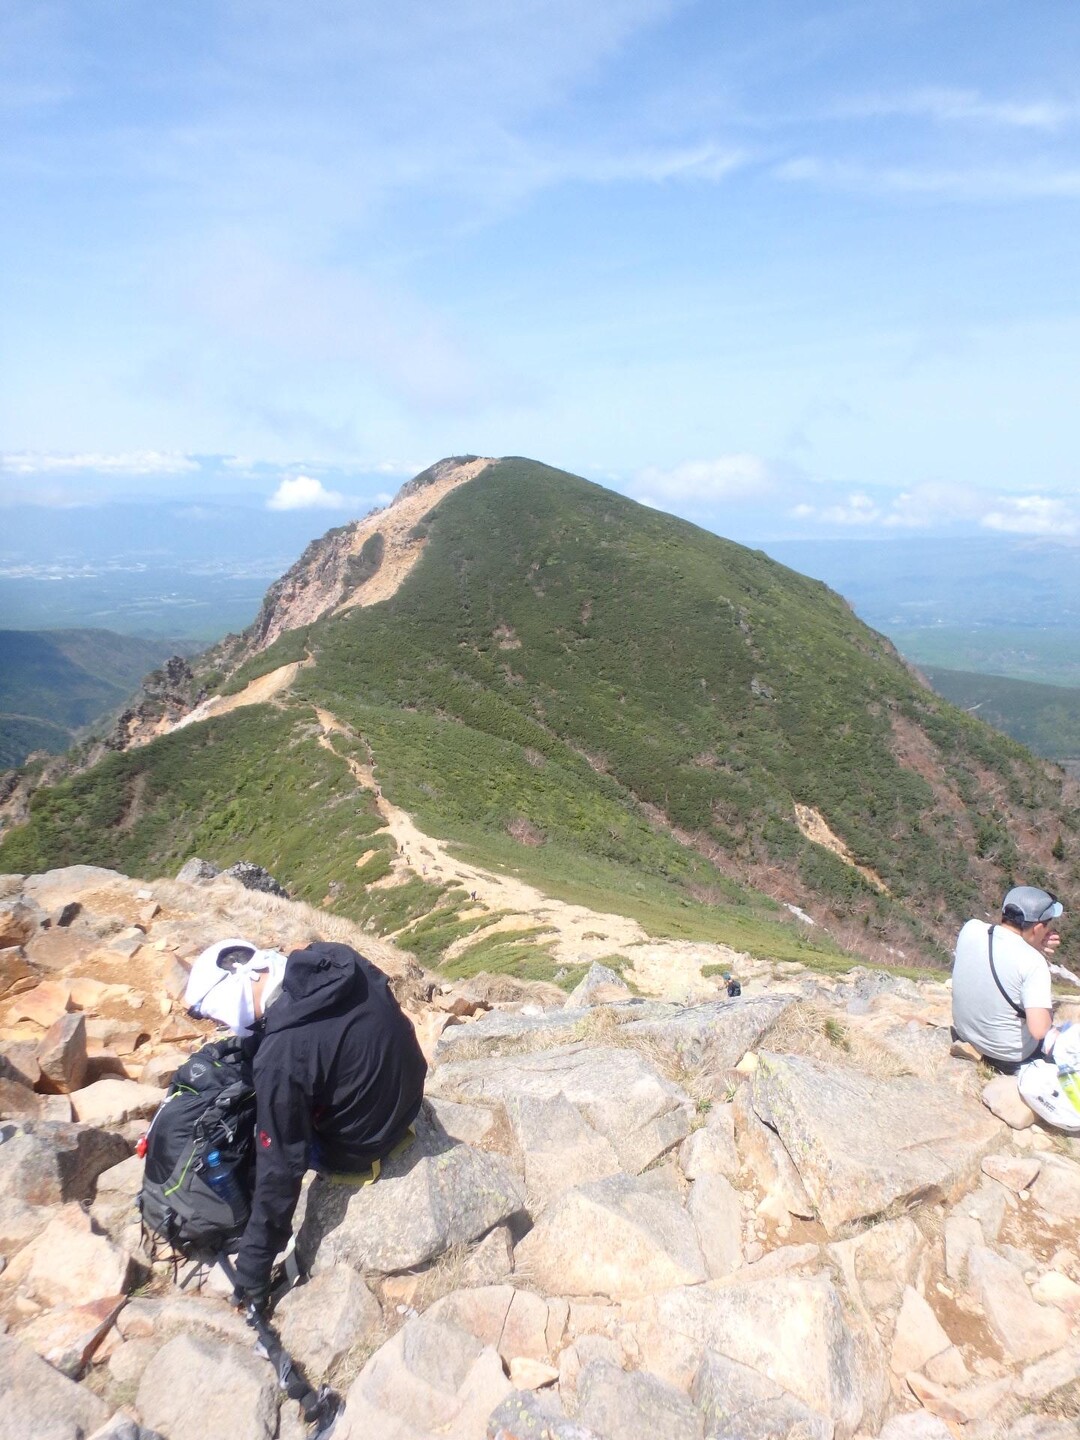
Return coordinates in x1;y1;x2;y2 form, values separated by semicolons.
138;1035;258;1259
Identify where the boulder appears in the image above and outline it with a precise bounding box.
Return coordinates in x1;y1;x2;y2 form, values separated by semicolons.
37;1012;88;1094
982;1073;1036;1129
69;1078;162;1126
889;1286;952;1375
576;1358;703;1440
828;1217;924;1322
0;1333;110;1440
686;1174;743;1278
515;1171;707;1299
87;1417;167;1440
460;1225;516;1286
16;1294;126;1377
11;978;74;1028
274;1268;382;1382
1031;1154;1080;1219
965;1246;1070;1362
878;1416;955;1440
750;1052;1001;1234
0;900;38;948
642;1274;887;1439
0;1193;52;1252
981;1153;1041;1191
303;1120;526;1276
503;1092;622;1204
430;1044;694;1174
943;1214;984;1283
486;1390;601;1440
0;943;34;997
691;1348;831;1440
136;1331;278;1440
424;1096;504;1149
4;1203;132;1306
678;1104;739;1182
563;963;633;1009
0;1122;130;1204
624;994;795;1074
176;857;220;883
732;1084;814;1219
337;1310;513;1440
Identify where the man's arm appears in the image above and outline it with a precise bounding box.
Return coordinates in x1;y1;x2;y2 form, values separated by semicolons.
234;1054;311;1306
1025;1006;1053;1042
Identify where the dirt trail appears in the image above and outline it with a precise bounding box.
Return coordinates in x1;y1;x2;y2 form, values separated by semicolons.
170;660;309;733
315;708;745;999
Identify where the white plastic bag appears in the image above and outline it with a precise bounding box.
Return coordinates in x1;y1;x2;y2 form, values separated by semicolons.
1018;1027;1080;1132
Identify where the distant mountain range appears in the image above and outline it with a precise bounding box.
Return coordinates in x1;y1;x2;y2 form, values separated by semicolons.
0;629;180;767
2;457;1075;984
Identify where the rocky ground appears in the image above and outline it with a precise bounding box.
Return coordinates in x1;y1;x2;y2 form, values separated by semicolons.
2;866;1080;1440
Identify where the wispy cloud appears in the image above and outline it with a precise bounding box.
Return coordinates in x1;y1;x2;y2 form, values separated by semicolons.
791;482;1080;537
266;475;351;511
774;156;1080;201
837;88;1078;132
0;451;201;476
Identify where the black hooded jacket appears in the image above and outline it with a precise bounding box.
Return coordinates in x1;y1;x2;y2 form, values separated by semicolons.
233;941;427;1298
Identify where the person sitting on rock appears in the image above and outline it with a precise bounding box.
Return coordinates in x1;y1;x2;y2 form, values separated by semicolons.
951;885;1064;1074
185;937;427;1309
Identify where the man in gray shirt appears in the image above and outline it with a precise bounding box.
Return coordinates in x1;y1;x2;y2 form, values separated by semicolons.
952;885;1063;1072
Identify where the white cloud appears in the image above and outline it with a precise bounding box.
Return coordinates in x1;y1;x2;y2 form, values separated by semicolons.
838;89;1076;131
774;157;1080;202
0;450;200;476
634;454;776;503
266;475;351;511
981;495;1080;536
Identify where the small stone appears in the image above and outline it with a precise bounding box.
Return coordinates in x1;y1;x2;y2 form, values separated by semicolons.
890;1286;952;1376
981;1074;1036;1129
981;1154;1041;1192
37;1011;89;1094
923;1345;970;1387
508;1357;560;1389
1030;1270;1080;1313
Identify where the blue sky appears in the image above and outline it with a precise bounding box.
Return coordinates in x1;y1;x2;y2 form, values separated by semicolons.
1;0;1078;542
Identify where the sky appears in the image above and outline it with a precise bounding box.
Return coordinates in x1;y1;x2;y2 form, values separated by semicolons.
1;0;1078;543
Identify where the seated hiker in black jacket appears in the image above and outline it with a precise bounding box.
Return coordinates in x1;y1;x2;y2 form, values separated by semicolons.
186;939;427;1308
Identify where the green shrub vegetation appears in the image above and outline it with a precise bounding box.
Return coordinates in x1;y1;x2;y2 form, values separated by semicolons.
4;458;1077;978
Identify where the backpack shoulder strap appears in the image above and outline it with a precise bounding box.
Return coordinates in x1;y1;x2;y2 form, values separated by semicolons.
987;925;1027;1019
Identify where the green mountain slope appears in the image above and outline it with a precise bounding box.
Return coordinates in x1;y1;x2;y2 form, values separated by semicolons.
0;628;179;766
3;459;1076;975
923;666;1080;765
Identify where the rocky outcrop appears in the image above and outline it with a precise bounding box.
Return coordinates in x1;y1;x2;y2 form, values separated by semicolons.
4;861;1080;1440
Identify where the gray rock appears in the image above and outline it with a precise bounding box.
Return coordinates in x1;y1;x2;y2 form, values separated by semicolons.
136;1331;278;1440
687;1174;743;1278
337;1310;512;1440
1003;1420;1080;1440
0;1333;110;1440
644;1274;887;1439
965;1246;1070;1362
750;1052;1001;1234
503;1092;622;1204
678;1103;739;1182
563;963;632;1009
0;1121;129;1204
827;1216;924;1322
303;1116;526;1276
223;861;288;897
434;1002;675;1062
733;1084;815;1219
1032;1154;1080;1219
878;1415;955;1440
175;857;220;883
487;1389;601;1440
430;1043;694;1174
37;1012;88;1094
274;1268;382;1381
514;1171;706;1299
626;994;795;1074
87;1418;167;1440
576;1359;703;1440
692;1349;831;1440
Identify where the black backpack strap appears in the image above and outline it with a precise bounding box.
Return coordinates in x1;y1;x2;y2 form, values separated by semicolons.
988;925;1042;1063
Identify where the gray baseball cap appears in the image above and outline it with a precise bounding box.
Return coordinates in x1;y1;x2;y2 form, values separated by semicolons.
1001;885;1063;924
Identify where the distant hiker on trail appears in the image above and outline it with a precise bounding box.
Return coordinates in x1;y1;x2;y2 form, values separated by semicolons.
951;885;1063;1074
185;938;427;1310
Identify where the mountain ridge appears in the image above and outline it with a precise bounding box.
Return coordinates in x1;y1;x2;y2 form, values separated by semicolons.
2;457;1076;982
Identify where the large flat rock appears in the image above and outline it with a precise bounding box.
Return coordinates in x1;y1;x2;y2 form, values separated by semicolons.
751;1052;1002;1234
430;1044;694;1174
302;1111;527;1276
515;1171;707;1299
0;1333;110;1440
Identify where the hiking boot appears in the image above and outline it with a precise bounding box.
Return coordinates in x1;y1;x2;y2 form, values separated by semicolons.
949;1039;981;1062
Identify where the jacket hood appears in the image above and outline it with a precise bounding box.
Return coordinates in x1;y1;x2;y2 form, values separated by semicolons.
264;941;366;1031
